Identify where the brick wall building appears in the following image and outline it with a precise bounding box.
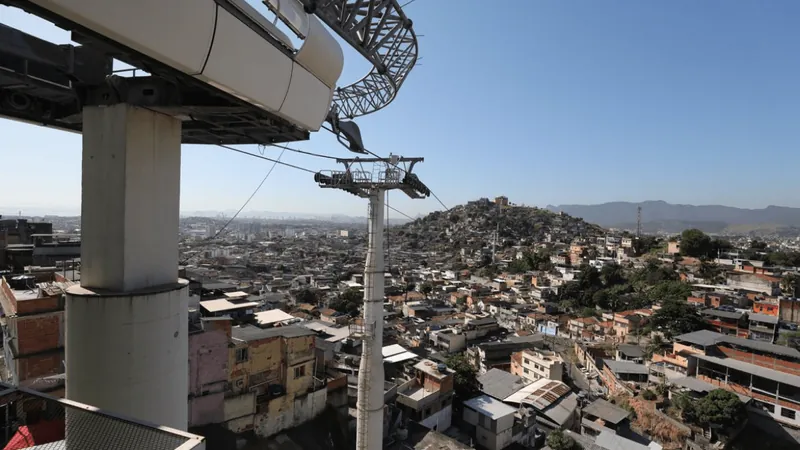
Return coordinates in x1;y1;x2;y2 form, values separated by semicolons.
0;272;73;396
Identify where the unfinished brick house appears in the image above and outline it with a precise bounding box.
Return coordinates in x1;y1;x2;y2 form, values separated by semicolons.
0;271;74;396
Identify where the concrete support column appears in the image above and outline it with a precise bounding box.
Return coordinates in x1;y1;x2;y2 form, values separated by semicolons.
65;104;188;436
356;190;385;450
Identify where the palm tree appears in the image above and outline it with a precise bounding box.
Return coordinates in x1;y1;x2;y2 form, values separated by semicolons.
646;334;665;359
782;273;799;298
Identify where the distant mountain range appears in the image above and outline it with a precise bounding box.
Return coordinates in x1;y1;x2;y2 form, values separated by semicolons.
545;201;800;234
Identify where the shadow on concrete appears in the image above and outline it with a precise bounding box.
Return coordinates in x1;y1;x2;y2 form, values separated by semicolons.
730;413;800;450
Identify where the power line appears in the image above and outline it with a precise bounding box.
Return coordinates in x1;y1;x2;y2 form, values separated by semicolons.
387;204;414;221
180;147;285;265
215;144;419;223
259;142;340;160
215;143;316;174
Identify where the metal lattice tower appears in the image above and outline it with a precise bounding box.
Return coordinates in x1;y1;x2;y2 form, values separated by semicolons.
637;205;642;238
315;156;428;450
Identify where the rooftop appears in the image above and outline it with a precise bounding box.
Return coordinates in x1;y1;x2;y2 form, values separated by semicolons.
695;353;800;388
232;324;315;342
383;344;419;364
503;378;577;426
463;394;517;420
583;398;630;424
301;320;352;342
0;383;204;449
603;359;649;375
749;312;779;324
254;308;297;327
701;308;744;320
199;298;259;313
414;359;454;379
477;368;528;400
675;329;800;359
617;344;646;358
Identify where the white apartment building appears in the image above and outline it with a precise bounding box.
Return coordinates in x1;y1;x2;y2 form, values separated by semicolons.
513;348;564;382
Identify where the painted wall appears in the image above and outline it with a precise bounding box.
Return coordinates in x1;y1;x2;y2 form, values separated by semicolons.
224;392;256;432
228;336;282;392
254;388;327;438
188;322;229;427
189;392;225;428
419;404;452;432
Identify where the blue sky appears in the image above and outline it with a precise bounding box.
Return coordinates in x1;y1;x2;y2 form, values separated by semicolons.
2;1;799;217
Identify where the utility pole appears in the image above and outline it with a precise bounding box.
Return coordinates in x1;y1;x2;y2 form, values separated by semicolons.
315;156;429;450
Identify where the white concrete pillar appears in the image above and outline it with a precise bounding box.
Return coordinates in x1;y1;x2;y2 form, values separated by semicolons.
65;104;189;436
356;190;385;450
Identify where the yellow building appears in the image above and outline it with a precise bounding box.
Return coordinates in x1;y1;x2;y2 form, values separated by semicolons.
223;325;325;437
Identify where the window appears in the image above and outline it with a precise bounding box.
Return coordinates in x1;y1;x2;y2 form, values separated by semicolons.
235;348;249;363
524;368;529;374
781;407;796;420
524;358;531;365
294;365;306;379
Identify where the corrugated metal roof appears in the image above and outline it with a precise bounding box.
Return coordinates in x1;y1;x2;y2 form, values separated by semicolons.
695;353;800;388
749;312;779;324
583;399;630;424
603;359;648;375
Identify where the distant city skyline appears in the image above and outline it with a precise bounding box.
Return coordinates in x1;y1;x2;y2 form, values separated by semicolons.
2;1;800;217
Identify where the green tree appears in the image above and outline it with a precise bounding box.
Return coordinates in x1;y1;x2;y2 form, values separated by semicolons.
632;259;679;284
330;288;363;316
600;263;626;287
646;334;666;358
295;288;320;305
699;260;723;284
777;330;800;349
420;283;434;298
690;389;746;430
546;430;581;450
781;273;799;297
633;235;662;256
445;353;478;398
680;229;712;258
649;298;706;338
765;251;800;267
644;280;692;304
508;258;531;274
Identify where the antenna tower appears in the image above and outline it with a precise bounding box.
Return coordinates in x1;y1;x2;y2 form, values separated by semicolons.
315;156;429;450
636;206;642;238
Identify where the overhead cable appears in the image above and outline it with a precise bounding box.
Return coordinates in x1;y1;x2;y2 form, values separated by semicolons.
180;147;285;265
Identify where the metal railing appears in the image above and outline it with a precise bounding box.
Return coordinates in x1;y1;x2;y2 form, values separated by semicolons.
0;383;204;450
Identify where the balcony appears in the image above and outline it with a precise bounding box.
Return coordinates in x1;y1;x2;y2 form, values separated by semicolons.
0;383;204;449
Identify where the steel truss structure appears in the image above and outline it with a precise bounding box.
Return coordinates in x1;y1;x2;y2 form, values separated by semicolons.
314;156;430;199
0;0;418;144
298;0;419;119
